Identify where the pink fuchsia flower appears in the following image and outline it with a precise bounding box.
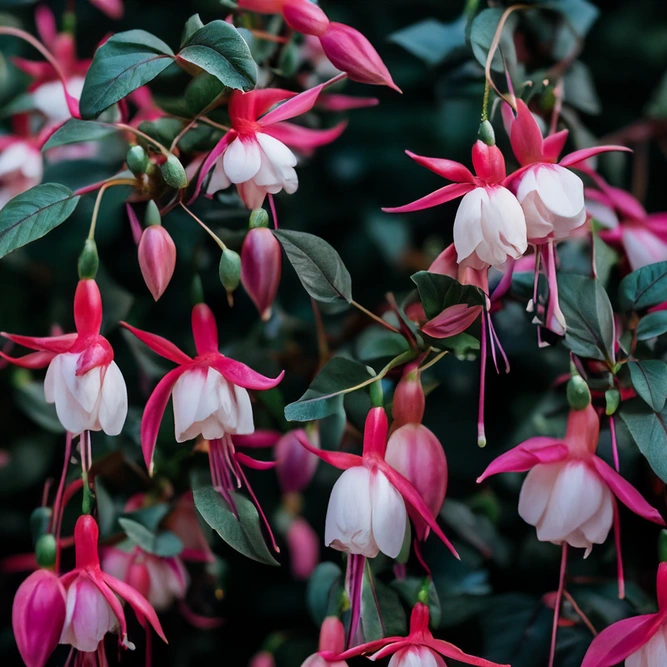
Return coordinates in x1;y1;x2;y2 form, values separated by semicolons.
195;81;345;208
59;515;166;653
478;404;664;562
238;0;329;35
302;616;348;667
287;516;320;580
581;562;667;667
0;135;43;208
0;279;128;436
384;142;528;269
504;100;630;244
138;225;177;301
298;406;458;560
12;569;67;667
241;227;282;321
101;546;188;612
275;428;319;494
322;602;508;667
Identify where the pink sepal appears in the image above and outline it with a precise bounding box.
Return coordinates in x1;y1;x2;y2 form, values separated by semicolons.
591;456;665;525
282;0;330;36
382;182;475;214
581;613;665;667
264;120;346;153
0;349;55;368
191;304;219;355
320;636;402;661
317;94;379;111
405;151;475;183
178;600;223;629
476;438;569;483
1;332;76;353
88;570;129;640
233;430;281;448
260;82;327;126
235;452;276;470
295;431;362;470
35;6;57;47
75;339;113;375
362;407;388;458
559;145;631;168
74;280;103;337
542;130;569;163
230;89;295;124
126;203;142;245
472;141;506;183
426;638;510;667
210;356;284;390
422;304;482;338
191;132;235;202
121;322;192;365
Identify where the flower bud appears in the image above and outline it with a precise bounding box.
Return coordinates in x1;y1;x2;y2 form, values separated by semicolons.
241;227;282;321
478;119;496;146
219;248;242;295
275;429;318;493
126;145;149;175
249;652;276;667
144;199;161;226
392;369;425;428
249;208;270;229
35;534;57;569
138;225;177;301
12;569;66;667
287;517;319;580
605;388;620;416
160;154;188;189
282;0;330;36
77;238;99;280
319;22;400;92
567;375;591;411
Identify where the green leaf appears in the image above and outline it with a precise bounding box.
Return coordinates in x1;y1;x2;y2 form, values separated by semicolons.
284;356;373;422
14;380;64;434
185;73;225;115
80;30;174;119
193;485;279;566
559;273;615;362
43;119;119;150
274;230;353;304
392;577;442;628
181;14;205;47
306;562;343;626
432;331;480;356
468;8;517;74
178;20;257;92
389;16;467;66
122;504;170;532
619;261;667;312
620;400;667;484
637;311;667;340
563;61;601;115
356;327;410;362
628;360;667;412
0;183;80;259
118;518;183;557
360;565;407;641
411;271;484;320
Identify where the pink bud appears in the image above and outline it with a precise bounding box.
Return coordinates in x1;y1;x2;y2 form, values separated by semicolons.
471;140;506;184
392;369;425;428
275;429;318;493
319;22;400;92
282;0;330;36
301;616;347;666
241;227;282;321
249;651;276;667
12;569;67;667
126;561;151;599
287;517;319;580
385;424;448;539
138;225;177;301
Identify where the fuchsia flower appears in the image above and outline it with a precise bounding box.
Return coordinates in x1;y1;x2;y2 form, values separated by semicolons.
138;225;177;301
298;406;458;559
59;515;166;653
12;569;67;667
196;82;345;208
0;279;128;436
322;602;508;667
241;227;282;321
384;142;528;269
582;562;667;667
503;100;629;244
0;135;43;208
302;616;347;667
275;428;319;493
478;405;664;558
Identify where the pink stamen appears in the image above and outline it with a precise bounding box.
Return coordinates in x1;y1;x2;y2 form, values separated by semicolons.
269;194;279;230
610;415;620;473
346;554;365;647
548;542;568;667
614;500;625;600
478;310;488;447
52;432;73;573
488;315;510;373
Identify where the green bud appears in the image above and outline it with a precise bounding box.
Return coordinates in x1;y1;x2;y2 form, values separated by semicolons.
144;200;162;227
369;378;384;408
605;388;621;416
190;274;205;306
160;154;188;189
219;248;241;293
30;506;52;546
478;119;495;146
417;578;430;605
660;529;667;562
126;145;150;175
35;533;58;569
249;208;270;229
567;375;591;411
78;238;99;280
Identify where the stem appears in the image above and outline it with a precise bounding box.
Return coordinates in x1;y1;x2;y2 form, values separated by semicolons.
198;117;232;132
610;415;620;473
249;29;288;44
52;432;73;574
350;300;402;334
170;118;199;152
418;349;448;373
268;193;279;230
478;310;488;447
180;202;227;250
562;591;597;637
548;542;568;667
86;179;136;240
481;78;491;122
311;297;329;369
116;123;171;156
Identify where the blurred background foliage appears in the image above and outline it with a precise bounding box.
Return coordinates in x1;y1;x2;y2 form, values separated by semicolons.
0;0;666;665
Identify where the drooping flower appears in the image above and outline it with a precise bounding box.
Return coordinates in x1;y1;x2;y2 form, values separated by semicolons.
321;602;509;667
0;135;43;208
241;227;282;321
275;428;319;494
581;562;667;667
59;515;166;653
478;405;664;560
384;142;528;269
0;279;128;436
194;82;345;208
504;99;630;243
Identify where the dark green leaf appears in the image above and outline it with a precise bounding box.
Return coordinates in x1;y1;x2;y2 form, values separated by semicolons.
563;61;601;115
619;261;667;312
274;230;353;303
122;504;170;532
431;331;480;355
356;327;410;362
389;16;467;66
43;119;119;150
181;14;205;47
0;183;80;258
14;380;64;433
185;73;225;115
628;360;667;412
118;518;184;557
559;274;615;362
284;356;373;422
80;30;174;119
306;562;343;625
620;400;667;484
193;485;279;566
178;20;257;92
392;577;442;628
469;8;517;73
360;565;407;641
411;271;484;320
637;311;667;340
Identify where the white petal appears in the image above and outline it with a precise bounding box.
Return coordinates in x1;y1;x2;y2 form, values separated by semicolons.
518;463;562;527
578;485;614;546
44;354;60;404
207;159;232;195
231;384;254;434
0;143;32;177
623;227;667;271
98;362;128;436
32;80;72;122
172;368;208;442
370;469;407;558
535;165;584;220
223;136;262;184
61;354;101;414
453;188;486;263
256;133;297;169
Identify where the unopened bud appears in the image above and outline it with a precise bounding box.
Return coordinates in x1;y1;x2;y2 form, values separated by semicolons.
478;120;495;146
35;533;57;569
241;228;282;321
138;225;176;301
144;199;161;226
77;239;99;280
249;208;270;229
286;517;319;581
30;507;52;546
392;368;425;427
160;154;188;189
219;248;241;295
282;0;330;36
126;145;149;175
605;388;620;416
275;429;318;494
567;375;591;411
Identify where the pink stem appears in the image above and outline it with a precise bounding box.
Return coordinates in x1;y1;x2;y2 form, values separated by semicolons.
413;537;432;577
268;194;279;230
614;500;625;600
548;542;568;667
610;415;620;473
52;432;73;574
488;315;510;373
478;310;488;447
236;463;281;554
346;554;365;648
